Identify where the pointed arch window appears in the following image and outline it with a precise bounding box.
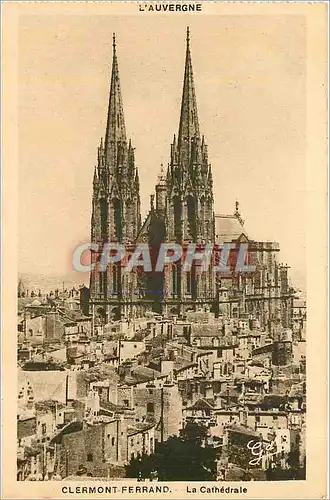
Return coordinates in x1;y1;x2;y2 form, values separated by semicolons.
126;200;135;240
187;195;196;239
173;197;181;238
113;198;122;241
112;264;119;294
100;199;108;240
172;265;178;296
186;270;192;295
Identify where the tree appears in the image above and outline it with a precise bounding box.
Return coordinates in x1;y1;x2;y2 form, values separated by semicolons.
180;421;208;441
126;424;217;481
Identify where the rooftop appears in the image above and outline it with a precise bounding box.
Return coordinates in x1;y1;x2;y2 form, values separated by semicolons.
214;214;248;243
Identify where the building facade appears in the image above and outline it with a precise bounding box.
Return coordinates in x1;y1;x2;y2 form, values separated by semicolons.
89;30;295;330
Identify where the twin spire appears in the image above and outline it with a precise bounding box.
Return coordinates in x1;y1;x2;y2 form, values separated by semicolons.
104;28;200;168
104;33;127;169
178;27;200;161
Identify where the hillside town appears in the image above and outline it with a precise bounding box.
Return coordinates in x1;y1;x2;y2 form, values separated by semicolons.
17;277;306;481
17;29;307;482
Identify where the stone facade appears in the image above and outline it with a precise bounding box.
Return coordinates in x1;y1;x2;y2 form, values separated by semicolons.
89;30;296;331
89;35;141;323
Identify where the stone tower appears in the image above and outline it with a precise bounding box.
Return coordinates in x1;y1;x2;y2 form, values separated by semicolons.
90;35;141;324
163;28;215;313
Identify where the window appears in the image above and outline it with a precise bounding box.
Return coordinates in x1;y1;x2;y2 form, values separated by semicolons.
87;453;93;462
292;414;300;424
186;272;192;295
41;423;47;435
123;399;129;407
187;195;196;238
147;402;154;413
112;266;119;294
100;199;108;240
113;198;122;241
111;437;115;446
173;196;181;238
172;265;178;295
131;438;134;447
255;416;260;423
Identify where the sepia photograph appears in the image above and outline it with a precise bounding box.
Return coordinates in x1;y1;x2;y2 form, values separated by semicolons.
1;1;328;499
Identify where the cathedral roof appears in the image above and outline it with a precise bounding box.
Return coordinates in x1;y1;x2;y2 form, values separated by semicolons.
214;214;248;243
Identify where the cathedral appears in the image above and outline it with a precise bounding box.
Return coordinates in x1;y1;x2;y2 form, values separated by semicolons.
89;30;295;332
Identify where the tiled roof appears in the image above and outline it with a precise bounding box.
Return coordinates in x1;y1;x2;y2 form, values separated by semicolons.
127;423;155;436
130;365;161;382
100;401;124;413
191;324;223;336
50;420;83;444
186;398;215;411
174;362;198;373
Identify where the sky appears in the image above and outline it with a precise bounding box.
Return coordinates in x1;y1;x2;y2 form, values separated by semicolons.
18;14;306;290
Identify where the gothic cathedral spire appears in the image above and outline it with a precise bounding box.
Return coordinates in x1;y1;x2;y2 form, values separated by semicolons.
177;27;201;168
90;35;141;322
105;33;127;171
162;29;215;312
167;28;214;243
